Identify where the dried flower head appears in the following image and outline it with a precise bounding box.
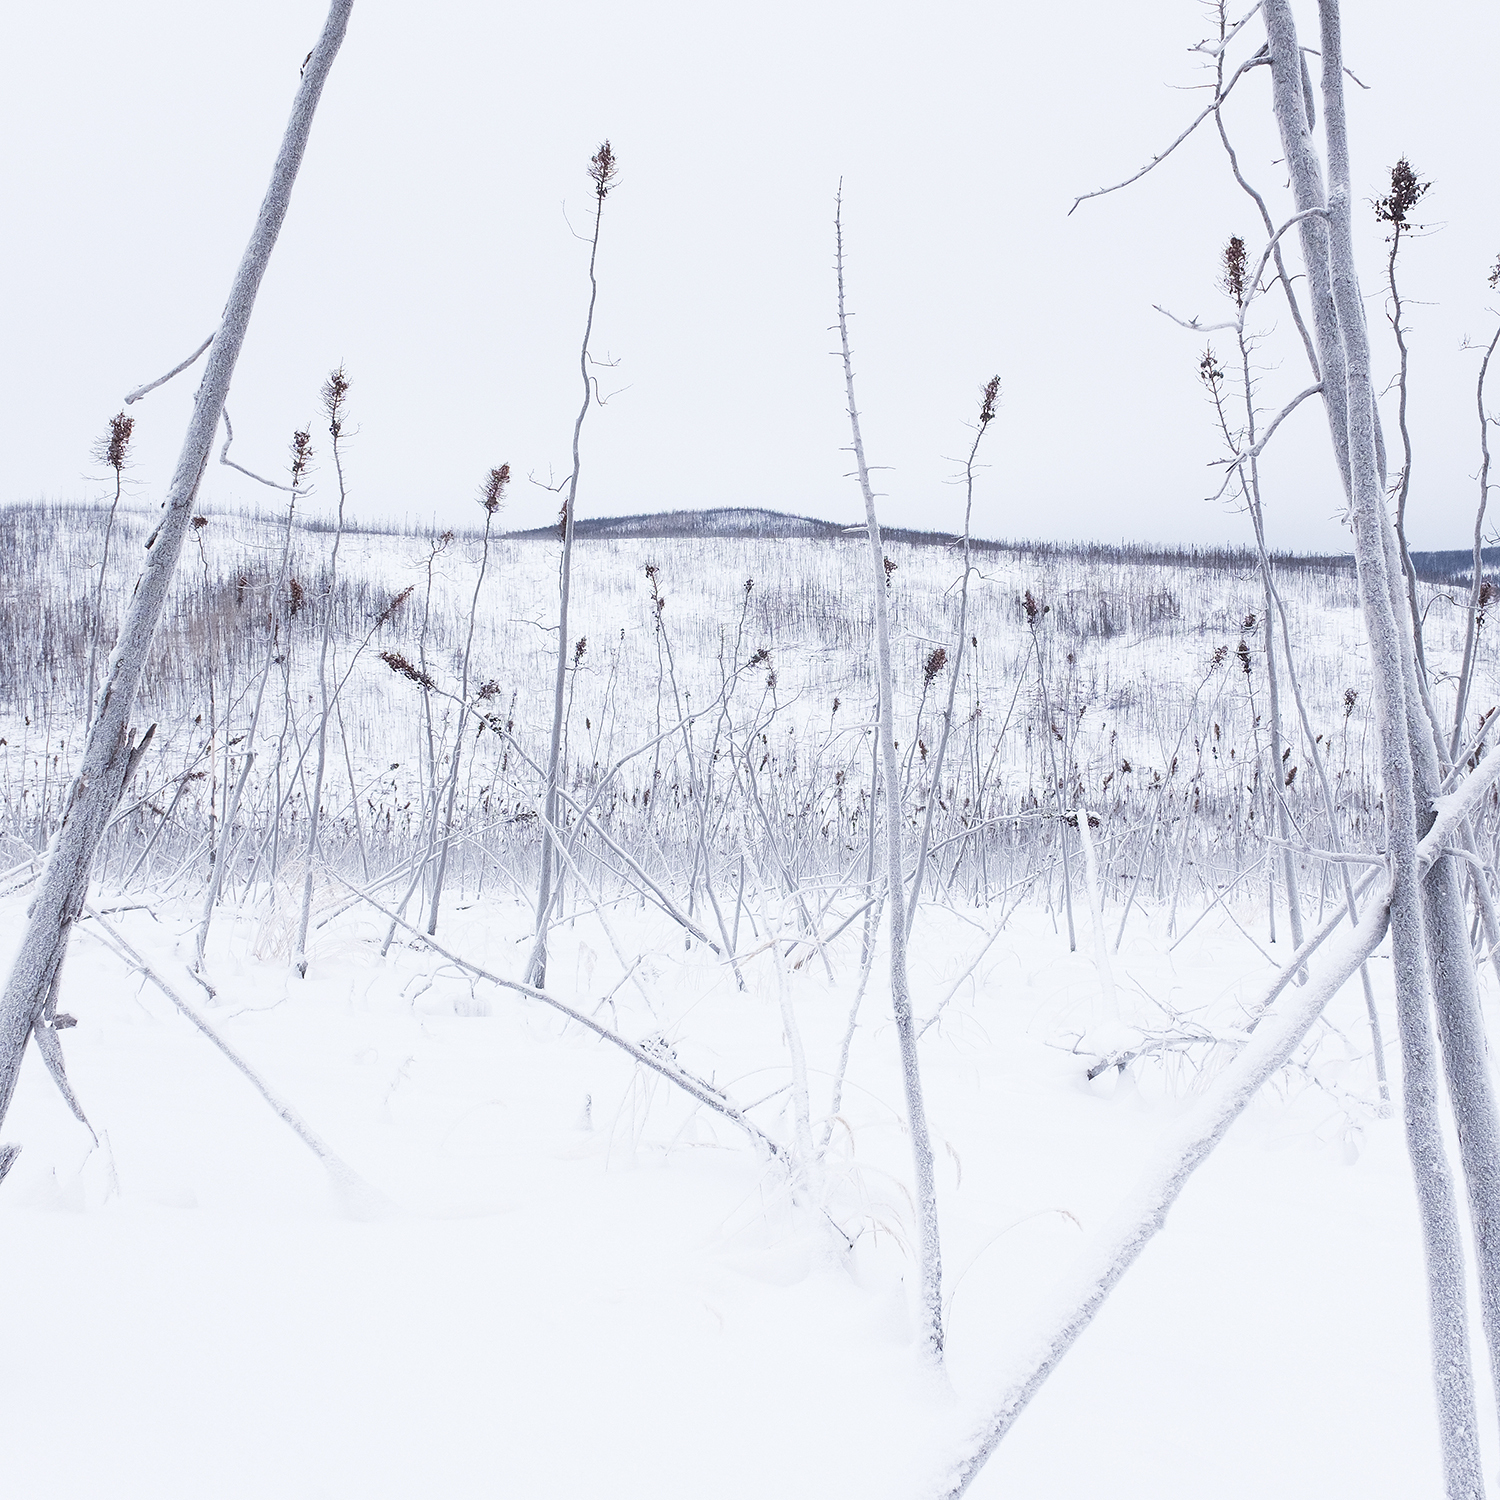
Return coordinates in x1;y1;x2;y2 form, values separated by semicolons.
289;577;306;616
1490;254;1500;292
589;140;619;200
978;375;1001;426
1199;346;1224;390
1221;236;1248;309
1022;589;1048;626
480;463;511;515
290;429;313;486
379;650;437;690
1236;638;1252;676
321;365;350;439
883;556;897;585
573;636;588;666
923;646;947;685
376;584;415;628
1375;158;1430;231
1344;686;1359;717
91;411;135;473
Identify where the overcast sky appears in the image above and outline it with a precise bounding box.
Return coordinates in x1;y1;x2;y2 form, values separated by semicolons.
3;1;1496;552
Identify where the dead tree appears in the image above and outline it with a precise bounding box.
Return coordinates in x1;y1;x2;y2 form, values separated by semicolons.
0;0;356;1172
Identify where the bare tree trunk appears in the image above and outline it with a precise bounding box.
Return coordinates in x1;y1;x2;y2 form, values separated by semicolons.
0;0;355;1161
1267;6;1483;1489
835;191;944;1368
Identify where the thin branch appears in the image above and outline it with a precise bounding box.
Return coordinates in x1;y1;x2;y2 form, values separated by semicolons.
1069;53;1268;215
123;334;214;405
218;408;300;493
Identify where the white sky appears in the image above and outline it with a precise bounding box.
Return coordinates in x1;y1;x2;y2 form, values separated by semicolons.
2;1;1496;552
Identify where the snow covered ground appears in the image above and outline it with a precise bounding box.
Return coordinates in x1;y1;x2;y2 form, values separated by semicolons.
0;878;1459;1497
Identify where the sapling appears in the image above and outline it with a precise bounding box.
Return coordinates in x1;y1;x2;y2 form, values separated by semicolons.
906;377;999;936
1375;159;1439;702
1025;589;1076;951
295;368;352;976
533;140;618;989
84;412;134;732
425;464;508;935
834;191;945;1366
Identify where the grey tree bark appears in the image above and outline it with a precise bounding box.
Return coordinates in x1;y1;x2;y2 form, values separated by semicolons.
1267;4;1484;1489
0;0;356;1165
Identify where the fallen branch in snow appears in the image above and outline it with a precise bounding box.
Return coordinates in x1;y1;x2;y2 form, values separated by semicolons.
80;905;384;1208
930;882;1391;1497
332;877;783;1161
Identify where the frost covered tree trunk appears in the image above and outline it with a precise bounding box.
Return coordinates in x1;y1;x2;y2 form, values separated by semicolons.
1266;4;1484;1488
834;193;944;1366
0;0;355;1163
1319;1;1500;1451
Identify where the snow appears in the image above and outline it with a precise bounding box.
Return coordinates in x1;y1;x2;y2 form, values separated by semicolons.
0;881;1457;1497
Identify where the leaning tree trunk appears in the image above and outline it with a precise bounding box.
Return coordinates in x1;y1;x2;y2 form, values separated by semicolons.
0;0;356;1164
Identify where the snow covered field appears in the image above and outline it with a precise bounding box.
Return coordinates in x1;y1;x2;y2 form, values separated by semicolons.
0;887;1450;1498
0;501;1491;1496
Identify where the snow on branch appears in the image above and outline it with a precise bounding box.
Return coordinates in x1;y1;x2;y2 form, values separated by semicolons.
1188;4;1265;58
218;408;300;493
337;879;783;1161
123;333;214;405
1153;208;1329;335
1068;51;1268;216
1201;382;1323;502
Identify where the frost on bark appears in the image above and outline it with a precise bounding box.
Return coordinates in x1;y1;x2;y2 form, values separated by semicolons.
1265;3;1482;1489
0;0;356;1156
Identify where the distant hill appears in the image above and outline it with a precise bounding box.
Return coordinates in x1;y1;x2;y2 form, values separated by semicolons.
506;505;1500;584
507;507;850;543
1408;547;1500;586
